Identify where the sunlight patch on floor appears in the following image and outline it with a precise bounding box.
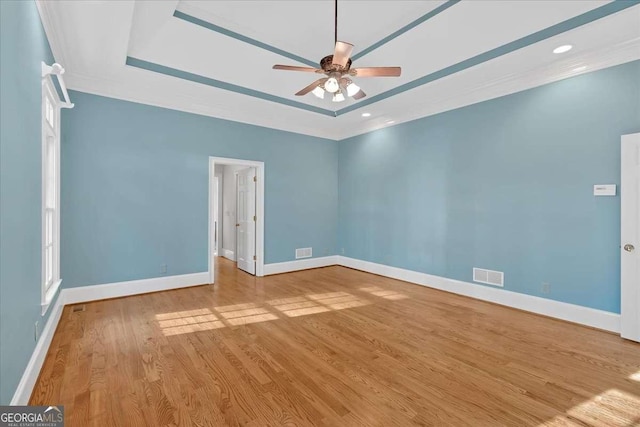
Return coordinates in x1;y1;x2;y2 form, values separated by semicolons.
271;300;319;311
269;292;371;317
156;285;411;336
157;313;219;328
281;306;331;318
155;308;227;336
538;389;640;427
214;302;261;313
307;291;352;300
155;308;214;321
266;296;309;305
630;371;640;382
221;307;272;319
359;286;408;300
326;299;368;310
226;313;278;326
162;320;226;336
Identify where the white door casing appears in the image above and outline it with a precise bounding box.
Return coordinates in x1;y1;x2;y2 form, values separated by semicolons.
621;133;640;342
208;157;264;283
236;167;257;275
213;177;219;256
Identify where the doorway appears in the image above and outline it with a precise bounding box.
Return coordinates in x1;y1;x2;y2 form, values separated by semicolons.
621;133;639;342
208;157;265;283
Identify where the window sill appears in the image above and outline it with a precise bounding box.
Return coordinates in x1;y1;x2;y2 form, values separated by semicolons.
41;279;62;316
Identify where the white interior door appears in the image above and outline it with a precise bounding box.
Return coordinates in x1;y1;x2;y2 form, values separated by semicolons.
213;177;219;256
621;133;640;342
236;167;256;275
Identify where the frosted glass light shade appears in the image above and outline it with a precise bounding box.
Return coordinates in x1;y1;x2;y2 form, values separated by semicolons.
346;82;360;97
324;77;339;93
312;86;325;99
332;92;345;102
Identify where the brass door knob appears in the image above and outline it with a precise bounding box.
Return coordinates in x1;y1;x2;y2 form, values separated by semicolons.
236;223;240;227
624;244;635;252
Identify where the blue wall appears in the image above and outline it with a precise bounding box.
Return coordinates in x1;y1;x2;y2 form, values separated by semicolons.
339;61;640;314
1;2;637;403
61;92;338;287
0;0;58;404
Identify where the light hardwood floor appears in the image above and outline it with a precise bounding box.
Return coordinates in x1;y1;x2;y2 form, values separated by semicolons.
31;258;640;426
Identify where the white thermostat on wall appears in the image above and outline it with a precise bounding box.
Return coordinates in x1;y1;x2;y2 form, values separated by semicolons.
593;184;617;196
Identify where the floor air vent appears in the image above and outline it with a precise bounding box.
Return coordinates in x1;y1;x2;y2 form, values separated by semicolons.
473;268;504;287
295;247;312;259
72;304;86;313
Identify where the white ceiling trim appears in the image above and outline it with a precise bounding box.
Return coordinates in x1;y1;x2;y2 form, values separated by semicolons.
339;38;640;140
63;38;637;142
128;0;180;54
63;70;342;140
37;1;640;141
36;1;70;68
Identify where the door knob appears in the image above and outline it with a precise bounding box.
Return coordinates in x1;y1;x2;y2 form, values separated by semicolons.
236;223;240;227
624;244;635;252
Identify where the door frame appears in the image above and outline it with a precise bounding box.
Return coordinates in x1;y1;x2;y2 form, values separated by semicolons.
212;176;219;256
621;133;640;341
209;156;265;283
235;166;257;275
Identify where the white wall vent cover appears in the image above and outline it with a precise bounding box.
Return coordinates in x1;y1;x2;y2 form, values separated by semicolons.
473;268;504;287
295;248;312;259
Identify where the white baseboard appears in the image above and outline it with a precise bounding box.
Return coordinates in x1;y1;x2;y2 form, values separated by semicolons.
11;291;65;405
11;258;621;405
10;271;210;404
337;256;620;333
221;249;235;261
264;256;339;276
64;272;210;305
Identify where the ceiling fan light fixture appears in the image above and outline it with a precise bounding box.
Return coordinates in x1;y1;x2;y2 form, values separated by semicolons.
325;77;340;93
271;0;400;102
312;86;325;99
346;81;360;97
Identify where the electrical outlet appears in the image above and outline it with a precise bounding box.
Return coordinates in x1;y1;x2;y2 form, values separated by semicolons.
160;263;167;274
542;283;550;294
324;248;329;255
341;248;345;255
34;321;39;342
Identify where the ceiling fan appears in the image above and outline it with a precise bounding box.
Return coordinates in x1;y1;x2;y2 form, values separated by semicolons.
272;0;401;103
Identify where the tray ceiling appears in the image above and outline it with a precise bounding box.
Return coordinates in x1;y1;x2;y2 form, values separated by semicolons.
38;0;640;139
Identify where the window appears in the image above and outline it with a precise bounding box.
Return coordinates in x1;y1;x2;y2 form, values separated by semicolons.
41;77;61;314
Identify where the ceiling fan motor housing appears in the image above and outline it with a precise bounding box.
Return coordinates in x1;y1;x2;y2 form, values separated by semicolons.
321;55;352;73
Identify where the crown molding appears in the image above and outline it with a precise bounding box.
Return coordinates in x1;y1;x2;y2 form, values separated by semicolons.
35;0;639;141
63;40;638;141
64;71;342;141
35;0;70;67
337;39;640;140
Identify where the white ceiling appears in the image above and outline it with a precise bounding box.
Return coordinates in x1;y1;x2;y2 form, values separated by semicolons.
37;0;640;140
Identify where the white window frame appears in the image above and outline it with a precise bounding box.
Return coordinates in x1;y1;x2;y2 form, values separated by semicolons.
41;75;62;315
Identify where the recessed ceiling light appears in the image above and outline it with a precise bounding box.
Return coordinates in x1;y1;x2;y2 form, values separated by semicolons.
553;45;572;54
573;65;587;72
387;120;395;124
361;113;371;117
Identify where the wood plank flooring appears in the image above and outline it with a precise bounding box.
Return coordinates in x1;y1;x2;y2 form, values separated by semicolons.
31;258;640;426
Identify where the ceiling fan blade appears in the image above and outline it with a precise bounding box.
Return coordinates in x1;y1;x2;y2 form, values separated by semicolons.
333;41;354;68
295;78;327;96
352;89;367;100
273;65;323;73
352;67;401;77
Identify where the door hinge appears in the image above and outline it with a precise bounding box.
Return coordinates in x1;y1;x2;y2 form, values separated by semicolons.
253;176;257;182
253;215;256;222
253;255;256;261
